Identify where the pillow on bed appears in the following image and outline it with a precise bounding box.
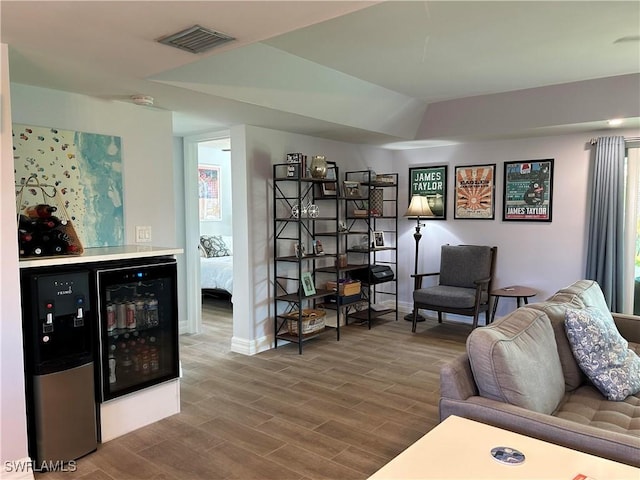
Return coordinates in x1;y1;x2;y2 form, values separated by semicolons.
200;235;231;257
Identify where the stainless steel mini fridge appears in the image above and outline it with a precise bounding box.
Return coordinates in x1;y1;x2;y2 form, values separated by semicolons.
94;258;179;402
20;268;98;468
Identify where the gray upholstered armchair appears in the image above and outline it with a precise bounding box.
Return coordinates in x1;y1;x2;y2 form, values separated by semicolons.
411;245;497;332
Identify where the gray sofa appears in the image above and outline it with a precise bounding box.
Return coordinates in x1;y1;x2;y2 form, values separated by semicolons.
439;280;640;467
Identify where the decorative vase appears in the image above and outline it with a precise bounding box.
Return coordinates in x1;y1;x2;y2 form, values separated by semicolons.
309;155;328;179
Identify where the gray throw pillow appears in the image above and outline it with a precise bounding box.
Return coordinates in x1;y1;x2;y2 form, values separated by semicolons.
200;235;231;257
564;307;640;401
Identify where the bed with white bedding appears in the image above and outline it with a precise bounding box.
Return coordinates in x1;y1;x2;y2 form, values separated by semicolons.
199;235;233;299
201;255;233;295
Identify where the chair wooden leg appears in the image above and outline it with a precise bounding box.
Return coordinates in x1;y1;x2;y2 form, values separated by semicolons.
412;307;418;333
438;311;443;324
472;313;479;329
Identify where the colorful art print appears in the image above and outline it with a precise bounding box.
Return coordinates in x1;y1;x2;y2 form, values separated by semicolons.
13;124;124;248
198;165;221;221
408;165;447;219
502;159;554;222
454;164;496;220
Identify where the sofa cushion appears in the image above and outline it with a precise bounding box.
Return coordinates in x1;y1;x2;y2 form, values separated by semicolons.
560;280;611;313
467;307;565;414
565;307;640;401
555;385;640;436
528;293;586;391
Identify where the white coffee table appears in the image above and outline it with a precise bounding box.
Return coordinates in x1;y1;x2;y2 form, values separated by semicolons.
368;415;639;479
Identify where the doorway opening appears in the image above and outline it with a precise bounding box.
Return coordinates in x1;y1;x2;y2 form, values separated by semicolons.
183;130;232;335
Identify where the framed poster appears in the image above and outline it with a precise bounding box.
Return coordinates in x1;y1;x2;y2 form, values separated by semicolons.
502;159;554;222
408;165;447;219
454;164;496;220
198;165;221;220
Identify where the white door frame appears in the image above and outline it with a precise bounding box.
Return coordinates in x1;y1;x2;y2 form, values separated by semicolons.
183;129;230;334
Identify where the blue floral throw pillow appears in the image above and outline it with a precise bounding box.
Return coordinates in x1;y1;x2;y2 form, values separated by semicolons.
200;235;231;258
564;307;640;401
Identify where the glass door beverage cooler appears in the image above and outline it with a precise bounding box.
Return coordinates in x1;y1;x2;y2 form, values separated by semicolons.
94;258;179;401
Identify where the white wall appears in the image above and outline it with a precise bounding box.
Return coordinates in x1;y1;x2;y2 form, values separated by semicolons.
10;84;178;249
198;144;232;236
369;129;640;319
1;83;186;464
235;125;385;351
0;44;30;466
236;125;640;347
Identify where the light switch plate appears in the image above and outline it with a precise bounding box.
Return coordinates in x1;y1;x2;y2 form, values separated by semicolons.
135;226;152;243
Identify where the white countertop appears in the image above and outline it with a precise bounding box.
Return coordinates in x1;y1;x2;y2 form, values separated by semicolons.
19;245;183;268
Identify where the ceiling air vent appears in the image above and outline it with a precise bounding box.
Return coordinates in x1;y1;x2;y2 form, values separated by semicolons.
157;25;235;54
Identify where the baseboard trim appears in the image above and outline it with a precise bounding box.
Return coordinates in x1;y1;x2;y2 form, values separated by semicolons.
230;335;272;355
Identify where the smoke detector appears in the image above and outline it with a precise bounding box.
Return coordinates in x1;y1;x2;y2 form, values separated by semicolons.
131;95;154;107
157;25;235;54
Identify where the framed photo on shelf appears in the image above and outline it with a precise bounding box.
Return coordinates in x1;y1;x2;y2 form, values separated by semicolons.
343;180;362;198
313;239;324;255
294;243;306;258
408;165;447;219
502;159;554;222
321;161;338;197
301;272;316;296
454;164;496;220
373;231;385;248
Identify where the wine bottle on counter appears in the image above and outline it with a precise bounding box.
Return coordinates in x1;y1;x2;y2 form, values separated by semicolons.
24;204;57;218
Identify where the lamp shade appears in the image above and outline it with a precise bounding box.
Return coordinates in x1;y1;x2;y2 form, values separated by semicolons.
404;194;434;218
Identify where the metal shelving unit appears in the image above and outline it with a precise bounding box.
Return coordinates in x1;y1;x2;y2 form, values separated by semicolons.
343;170;399;328
272;162;342;354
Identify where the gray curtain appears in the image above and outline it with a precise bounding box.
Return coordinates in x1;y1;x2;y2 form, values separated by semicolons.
586;136;625;311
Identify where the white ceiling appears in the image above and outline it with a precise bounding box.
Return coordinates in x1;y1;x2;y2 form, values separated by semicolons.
2;1;639;146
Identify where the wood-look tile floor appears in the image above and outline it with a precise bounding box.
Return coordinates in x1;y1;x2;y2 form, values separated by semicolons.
35;297;469;480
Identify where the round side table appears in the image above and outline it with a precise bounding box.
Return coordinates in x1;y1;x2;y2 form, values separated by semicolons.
490;286;537;323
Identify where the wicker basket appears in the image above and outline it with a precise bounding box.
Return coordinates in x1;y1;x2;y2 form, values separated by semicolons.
285;309;326;335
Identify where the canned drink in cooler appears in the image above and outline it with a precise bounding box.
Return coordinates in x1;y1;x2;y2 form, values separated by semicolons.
116;301;127;330
106;303;116;332
126;301;136;330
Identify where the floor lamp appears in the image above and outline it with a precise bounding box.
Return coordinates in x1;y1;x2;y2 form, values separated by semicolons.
403;195;434;321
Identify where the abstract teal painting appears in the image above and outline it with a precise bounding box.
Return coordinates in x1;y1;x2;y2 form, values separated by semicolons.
13;124;124;248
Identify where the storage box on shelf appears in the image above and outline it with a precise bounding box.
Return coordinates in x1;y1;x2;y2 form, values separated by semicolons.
326;279;361;296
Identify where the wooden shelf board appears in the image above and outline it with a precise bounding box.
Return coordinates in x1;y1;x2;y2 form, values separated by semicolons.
347;308;395;320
